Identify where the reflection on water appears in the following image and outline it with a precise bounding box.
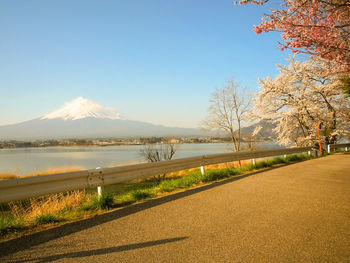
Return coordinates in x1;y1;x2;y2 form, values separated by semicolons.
0;142;280;176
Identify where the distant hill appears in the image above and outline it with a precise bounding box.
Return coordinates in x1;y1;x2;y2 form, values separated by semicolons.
0;97;206;140
240;120;277;140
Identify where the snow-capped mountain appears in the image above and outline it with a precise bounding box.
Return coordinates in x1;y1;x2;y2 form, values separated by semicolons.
41;97;122;121
0;97;203;140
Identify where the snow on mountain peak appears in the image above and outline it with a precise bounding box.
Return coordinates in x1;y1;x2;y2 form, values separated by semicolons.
41;97;122;120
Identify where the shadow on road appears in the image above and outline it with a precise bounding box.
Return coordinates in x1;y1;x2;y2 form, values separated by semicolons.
0;165;286;258
14;237;188;262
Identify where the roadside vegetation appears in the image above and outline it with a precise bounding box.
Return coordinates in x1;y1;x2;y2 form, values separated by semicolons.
0;152;342;240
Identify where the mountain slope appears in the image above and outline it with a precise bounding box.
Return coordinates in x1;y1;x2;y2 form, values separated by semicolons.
240;120;276;140
0;98;204;140
41;97;122;120
0;118;204;140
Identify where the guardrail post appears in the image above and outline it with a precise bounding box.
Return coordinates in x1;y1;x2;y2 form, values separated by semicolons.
327;144;331;153
251;158;256;166
200;166;205;175
97;186;104;198
96;167;103;198
88;167;104;199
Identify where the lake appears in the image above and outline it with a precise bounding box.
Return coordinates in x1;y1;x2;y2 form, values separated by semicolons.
0;142;281;176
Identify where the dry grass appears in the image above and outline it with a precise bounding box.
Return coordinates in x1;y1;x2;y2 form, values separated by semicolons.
108;161;141;167
205;160;251;169
0;174;17;180
8;190;88;222
0;166;85;181
165;160;251;178
20;166;85;178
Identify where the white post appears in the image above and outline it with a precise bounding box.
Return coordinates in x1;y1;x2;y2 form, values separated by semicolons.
251;158;256;166
284;154;287;159
345;147;348;152
200;166;205;175
95;167;103;198
327;144;331;153
97;186;103;198
308;151;311;156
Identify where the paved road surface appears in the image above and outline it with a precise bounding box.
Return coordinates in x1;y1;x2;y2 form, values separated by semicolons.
1;155;349;262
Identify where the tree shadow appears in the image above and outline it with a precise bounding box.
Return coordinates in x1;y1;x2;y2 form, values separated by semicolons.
14;237;188;263
0;164;291;258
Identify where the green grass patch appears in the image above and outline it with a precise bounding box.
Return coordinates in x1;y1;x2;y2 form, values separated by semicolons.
288;153;311;161
200;168;241;182
130;189;155;201
80;193;114;211
34;213;65;225
158;171;203;192
0;216;25;235
246;154;310;171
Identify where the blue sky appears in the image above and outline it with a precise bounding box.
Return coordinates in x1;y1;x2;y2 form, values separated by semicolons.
0;0;291;128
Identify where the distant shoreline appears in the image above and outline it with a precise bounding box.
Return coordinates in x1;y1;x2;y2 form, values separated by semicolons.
0;139;272;150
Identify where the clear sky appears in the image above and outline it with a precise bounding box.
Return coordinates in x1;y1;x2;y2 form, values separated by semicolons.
0;0;292;128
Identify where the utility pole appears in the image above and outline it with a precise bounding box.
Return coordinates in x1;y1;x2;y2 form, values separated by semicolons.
316;120;322;154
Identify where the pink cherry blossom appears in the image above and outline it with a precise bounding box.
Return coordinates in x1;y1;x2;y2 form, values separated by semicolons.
238;0;350;73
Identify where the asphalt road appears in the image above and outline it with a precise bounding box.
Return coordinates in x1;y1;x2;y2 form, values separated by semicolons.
1;155;349;263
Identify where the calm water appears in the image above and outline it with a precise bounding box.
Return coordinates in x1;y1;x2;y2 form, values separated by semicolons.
0;142;280;176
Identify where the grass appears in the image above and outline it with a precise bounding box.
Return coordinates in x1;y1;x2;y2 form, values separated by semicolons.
158;171;201;192
0;174;17;180
21;166;84;178
80;193;115;210
131;189;156;200
0;153;315;240
34;214;65;225
0;216;25;236
0;167;84;181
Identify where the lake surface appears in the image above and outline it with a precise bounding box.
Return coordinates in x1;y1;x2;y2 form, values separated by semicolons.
0;142;281;176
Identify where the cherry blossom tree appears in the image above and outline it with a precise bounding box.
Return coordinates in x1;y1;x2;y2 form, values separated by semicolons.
253;56;350;147
237;0;350;72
